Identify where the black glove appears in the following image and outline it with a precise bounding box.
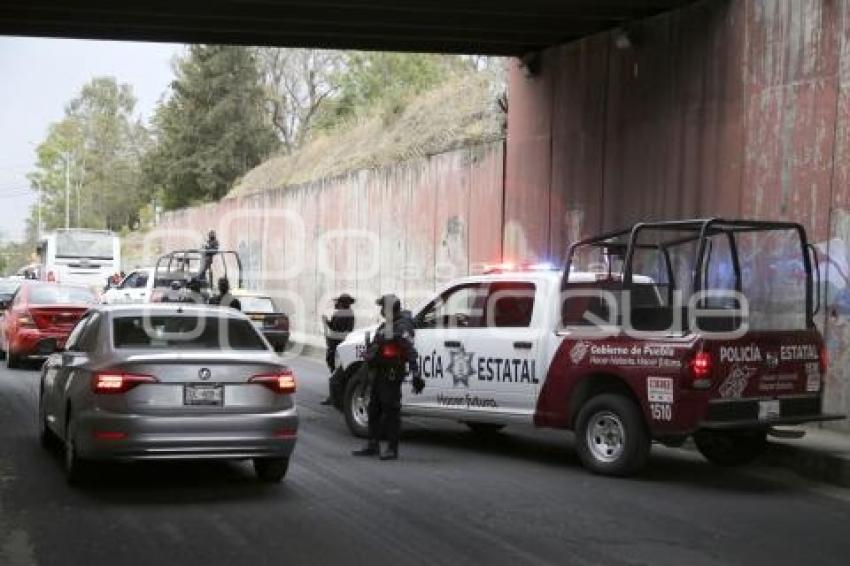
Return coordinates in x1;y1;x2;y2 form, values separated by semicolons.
411;373;425;395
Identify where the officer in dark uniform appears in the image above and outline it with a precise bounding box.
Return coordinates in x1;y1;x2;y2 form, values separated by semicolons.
321;293;356;406
198;230;219;286
208;277;241;310
352;294;424;461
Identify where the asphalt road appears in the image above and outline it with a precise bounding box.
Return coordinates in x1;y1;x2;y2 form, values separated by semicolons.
1;356;850;566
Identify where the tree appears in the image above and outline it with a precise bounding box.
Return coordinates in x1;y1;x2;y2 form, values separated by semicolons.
315;52;468;128
255;48;345;153
146;45;279;210
28;77;150;234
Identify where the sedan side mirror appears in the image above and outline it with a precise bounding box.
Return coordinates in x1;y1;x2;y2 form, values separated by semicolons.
0;299;8;311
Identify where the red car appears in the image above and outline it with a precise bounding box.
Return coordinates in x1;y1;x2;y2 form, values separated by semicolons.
0;282;97;368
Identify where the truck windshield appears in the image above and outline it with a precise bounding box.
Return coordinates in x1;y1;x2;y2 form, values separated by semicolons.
56;231;114;259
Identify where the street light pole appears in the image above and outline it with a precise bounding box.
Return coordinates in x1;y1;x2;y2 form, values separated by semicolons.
63;151;70;229
36;180;42;238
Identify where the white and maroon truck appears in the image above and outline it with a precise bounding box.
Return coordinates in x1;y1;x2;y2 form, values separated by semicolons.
332;219;843;476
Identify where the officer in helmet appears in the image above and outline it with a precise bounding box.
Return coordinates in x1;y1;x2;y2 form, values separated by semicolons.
352;294;424;461
198;230;219;286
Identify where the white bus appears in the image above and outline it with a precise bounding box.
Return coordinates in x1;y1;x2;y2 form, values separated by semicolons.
36;229;121;289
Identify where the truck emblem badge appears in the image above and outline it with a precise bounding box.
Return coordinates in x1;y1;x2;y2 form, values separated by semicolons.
718;365;757;398
570;341;590;364
765;352;779;370
199;368;212;381
446;345;475;388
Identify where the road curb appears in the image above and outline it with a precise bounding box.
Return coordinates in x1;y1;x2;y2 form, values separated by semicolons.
762;441;850;488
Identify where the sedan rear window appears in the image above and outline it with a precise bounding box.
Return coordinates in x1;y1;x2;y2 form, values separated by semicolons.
29;285;97;305
113;315;268;350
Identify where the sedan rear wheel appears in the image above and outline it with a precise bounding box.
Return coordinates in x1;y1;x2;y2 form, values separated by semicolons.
6;350;20;369
253;457;289;483
38;393;55;449
64;412;89;485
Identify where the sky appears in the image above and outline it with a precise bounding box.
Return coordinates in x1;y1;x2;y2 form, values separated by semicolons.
0;37;182;241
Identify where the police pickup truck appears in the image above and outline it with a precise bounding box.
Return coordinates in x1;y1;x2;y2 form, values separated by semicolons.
333;219;843;476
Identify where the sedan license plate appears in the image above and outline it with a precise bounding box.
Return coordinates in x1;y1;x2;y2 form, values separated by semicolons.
184;384;223;406
758;399;781;421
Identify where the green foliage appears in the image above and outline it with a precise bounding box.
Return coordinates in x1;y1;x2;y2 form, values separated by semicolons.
315;53;469;129
28;76;150;236
145;45;279;210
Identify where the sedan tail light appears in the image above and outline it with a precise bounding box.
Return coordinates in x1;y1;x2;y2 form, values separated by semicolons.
17;312;36;329
250;369;296;394
92;372;158;394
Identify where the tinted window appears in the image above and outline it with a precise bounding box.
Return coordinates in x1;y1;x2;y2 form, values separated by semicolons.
0;280;20;294
56;231;114;259
240;296;276;313
78;313;102;352
119;273;138;289
486;282;535;327
65;315;92;351
113;315;267;350
29;285;97;305
417;284;487;329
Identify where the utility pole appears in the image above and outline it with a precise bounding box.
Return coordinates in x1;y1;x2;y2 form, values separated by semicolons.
63;151;70;229
36;180;42;238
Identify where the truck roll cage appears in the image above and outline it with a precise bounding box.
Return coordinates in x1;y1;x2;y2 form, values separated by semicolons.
154;249;244;290
563;218;817;329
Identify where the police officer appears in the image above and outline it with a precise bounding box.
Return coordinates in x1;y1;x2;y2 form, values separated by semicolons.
352;294;424;461
320;293;356;406
198;230;219;286
208;277;241;310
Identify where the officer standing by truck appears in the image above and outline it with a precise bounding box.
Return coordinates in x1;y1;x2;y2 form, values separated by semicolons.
320;293;356;406
352;294;424;461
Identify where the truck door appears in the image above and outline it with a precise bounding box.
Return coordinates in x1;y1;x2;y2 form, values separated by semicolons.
465;280;541;419
409;282;488;411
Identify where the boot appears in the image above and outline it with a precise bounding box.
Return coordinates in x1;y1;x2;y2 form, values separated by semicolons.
379;446;398;461
352;442;379;457
319;397;333;406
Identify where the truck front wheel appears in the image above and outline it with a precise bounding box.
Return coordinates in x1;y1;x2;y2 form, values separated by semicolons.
343;366;371;438
693;429;767;467
575;394;650;476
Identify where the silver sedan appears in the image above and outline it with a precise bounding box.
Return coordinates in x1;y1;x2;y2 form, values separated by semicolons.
38;304;298;484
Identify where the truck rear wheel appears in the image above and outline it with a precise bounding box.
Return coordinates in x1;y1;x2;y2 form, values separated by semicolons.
343;366;371;438
575;394;650;476
693;429;767;467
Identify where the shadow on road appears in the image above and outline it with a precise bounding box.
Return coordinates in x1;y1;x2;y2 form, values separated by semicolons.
23;441;291;506
399;425;791;495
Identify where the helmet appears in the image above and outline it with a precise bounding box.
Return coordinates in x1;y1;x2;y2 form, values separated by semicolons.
376;294;401;317
334;293;356;307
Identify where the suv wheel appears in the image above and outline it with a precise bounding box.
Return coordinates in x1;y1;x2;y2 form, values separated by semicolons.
575;394;650;476
253;457;289;482
343;366;371;438
693;429;767;467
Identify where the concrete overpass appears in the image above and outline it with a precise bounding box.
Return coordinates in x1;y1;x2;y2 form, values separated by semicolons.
1;0;694;55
